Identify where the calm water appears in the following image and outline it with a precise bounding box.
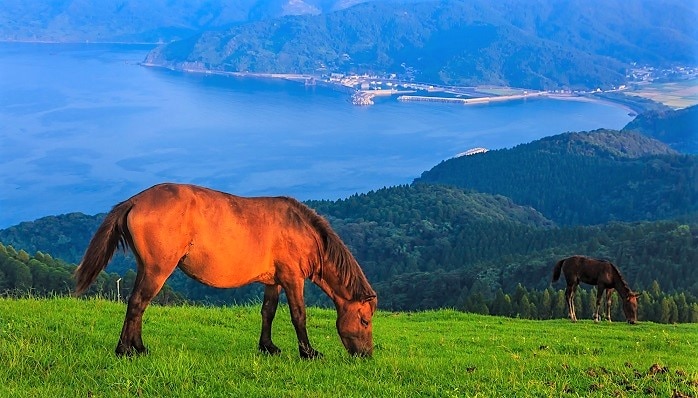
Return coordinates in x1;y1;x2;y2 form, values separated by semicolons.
0;42;633;228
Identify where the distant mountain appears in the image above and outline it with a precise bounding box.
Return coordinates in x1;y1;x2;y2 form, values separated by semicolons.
623;105;698;154
144;0;698;90
416;129;698;225
0;0;370;43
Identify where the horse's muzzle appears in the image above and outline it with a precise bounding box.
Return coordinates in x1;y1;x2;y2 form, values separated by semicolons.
341;336;373;358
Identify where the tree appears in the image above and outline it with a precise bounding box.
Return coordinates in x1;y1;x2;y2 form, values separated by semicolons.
518;295;533;319
490;289;513;317
659;297;678;324
12;260;32;291
539;288;552;319
552;290;568;319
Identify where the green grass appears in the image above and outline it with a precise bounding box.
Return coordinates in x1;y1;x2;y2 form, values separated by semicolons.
0;298;696;397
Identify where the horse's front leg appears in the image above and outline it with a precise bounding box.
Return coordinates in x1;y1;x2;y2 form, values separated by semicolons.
258;284;282;355
282;278;322;359
605;289;613;322
593;288;605;323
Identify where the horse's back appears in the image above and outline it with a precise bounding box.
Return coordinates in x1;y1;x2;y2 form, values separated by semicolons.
561;255;613;286
124;183;315;288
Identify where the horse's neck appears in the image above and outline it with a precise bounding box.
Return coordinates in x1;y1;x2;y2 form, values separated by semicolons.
310;264;354;303
611;268;632;298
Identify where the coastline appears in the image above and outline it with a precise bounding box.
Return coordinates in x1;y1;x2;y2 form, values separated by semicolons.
545;93;637;115
3;41;693;113
138;62;664;114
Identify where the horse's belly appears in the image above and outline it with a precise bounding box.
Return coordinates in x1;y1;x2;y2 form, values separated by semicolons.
177;251;275;288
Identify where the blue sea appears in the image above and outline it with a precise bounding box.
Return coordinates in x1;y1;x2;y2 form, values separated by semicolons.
0;42;634;228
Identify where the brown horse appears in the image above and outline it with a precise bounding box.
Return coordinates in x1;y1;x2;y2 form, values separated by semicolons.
552;255;639;324
74;183;377;358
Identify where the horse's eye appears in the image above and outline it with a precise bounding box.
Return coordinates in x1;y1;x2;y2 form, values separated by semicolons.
360;318;369;327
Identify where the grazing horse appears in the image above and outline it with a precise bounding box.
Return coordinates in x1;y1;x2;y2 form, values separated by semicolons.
552;255;638;324
74;183;377;358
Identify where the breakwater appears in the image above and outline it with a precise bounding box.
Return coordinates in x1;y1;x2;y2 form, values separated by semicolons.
397;91;547;105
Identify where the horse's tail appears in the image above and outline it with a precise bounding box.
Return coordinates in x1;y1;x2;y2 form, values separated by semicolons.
552;258;565;282
73;200;133;295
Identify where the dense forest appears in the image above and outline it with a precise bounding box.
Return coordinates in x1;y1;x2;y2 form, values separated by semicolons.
2;186;697;322
0;221;698;323
416;129;698;225
623;104;698;154
144;0;697;90
1;111;697;323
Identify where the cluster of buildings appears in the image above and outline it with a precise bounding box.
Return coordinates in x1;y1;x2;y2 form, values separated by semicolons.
627;65;698;83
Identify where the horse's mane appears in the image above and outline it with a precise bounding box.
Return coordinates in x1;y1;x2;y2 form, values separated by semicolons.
287;198;375;300
607;260;632;294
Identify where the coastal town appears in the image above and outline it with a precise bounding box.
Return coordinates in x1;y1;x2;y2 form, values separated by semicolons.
235;64;697;108
324;64;698;106
161;60;697;111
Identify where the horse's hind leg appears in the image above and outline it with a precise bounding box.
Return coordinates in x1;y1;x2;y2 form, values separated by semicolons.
116;267;171;356
258;284;282;355
565;285;577;322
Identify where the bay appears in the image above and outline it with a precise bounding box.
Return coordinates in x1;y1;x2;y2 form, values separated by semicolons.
0;42;633;228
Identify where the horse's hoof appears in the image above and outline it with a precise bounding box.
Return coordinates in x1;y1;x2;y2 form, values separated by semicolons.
299;348;323;360
258;343;282;355
115;345;148;357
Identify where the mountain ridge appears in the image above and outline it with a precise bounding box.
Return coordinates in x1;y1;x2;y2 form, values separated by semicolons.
143;0;698;90
416;129;698;225
622;104;698;154
0;0;370;43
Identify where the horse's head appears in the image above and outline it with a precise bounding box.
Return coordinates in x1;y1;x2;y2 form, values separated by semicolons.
336;295;377;357
623;292;640;324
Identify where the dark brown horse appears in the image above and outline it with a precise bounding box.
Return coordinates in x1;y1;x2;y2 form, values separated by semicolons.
552;255;639;324
74;183;377;358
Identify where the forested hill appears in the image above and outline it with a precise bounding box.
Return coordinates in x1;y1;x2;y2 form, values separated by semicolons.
0;184;559;306
415;129;698;225
0;185;553;276
144;0;697;90
2;127;698;319
0;0;369;43
1;193;697;321
623;104;698;154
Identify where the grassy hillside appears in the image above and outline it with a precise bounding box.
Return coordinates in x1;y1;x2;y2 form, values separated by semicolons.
0;298;696;397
